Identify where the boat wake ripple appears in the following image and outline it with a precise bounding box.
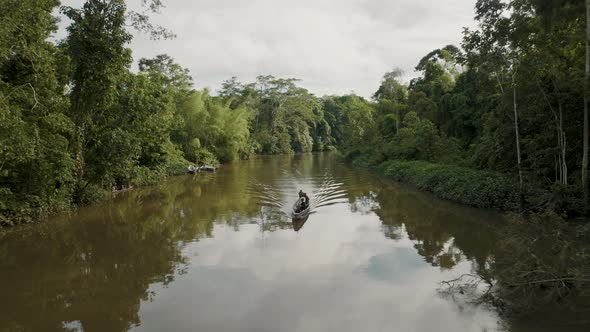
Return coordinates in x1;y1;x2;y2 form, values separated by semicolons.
247;173;350;215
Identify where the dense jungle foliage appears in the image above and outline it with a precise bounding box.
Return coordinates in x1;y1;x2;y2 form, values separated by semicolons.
1;0;590;225
341;0;590;216
0;0;339;225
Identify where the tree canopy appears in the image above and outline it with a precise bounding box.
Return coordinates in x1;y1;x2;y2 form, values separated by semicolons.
2;0;590;224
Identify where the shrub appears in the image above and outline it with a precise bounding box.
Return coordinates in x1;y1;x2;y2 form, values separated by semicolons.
73;184;107;207
376;160;524;211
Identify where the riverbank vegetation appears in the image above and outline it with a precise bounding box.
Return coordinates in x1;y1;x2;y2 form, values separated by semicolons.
0;0;335;225
2;0;589;319
336;0;590;218
3;0;590;224
336;0;590;310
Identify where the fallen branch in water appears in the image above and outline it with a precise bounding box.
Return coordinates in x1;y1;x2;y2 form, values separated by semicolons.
506;277;590;287
439;273;494;298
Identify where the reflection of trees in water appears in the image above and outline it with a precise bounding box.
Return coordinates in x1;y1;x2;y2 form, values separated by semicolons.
349;192;379;215
491;214;590;313
0;153;508;331
258;206;293;232
0;168;268;332
340;167;589;325
364;179;590;323
280;153;501;272
437;214;590;329
1;194;192;331
1;156;323;331
340;176;500;272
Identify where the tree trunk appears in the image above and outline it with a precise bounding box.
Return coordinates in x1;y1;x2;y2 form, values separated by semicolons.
541;80;568;186
584;0;590;201
559;99;567;185
555;156;559;184
512;73;524;208
396;107;400;133
270;101;280;135
390;85;400;133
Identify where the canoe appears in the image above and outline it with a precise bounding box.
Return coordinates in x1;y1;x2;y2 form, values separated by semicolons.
292;199;310;218
292;214;309;231
198;165;216;172
188;165;216;174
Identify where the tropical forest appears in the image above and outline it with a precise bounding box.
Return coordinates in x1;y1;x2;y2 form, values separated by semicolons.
1;0;589;331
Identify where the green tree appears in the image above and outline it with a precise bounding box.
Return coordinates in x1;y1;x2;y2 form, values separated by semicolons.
63;0;133;197
323;95;374;153
373;69;408;134
138;54;193;92
174;90;252;164
0;0;76;224
463;0;528;203
410;45;459;128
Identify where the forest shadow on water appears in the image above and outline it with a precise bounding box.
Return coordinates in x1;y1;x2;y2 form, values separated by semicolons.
0;153;588;332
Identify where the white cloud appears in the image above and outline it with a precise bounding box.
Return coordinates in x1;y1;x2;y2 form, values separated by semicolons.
56;0;477;98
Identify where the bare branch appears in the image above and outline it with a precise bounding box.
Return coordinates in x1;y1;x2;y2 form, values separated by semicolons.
1;83;40;111
507;277;590;287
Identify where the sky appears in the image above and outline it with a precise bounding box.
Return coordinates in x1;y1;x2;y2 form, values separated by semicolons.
56;0;477;98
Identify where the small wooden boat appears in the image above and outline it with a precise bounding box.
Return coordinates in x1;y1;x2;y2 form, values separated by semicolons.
292;198;310;219
198;165;216;172
188;165;217;174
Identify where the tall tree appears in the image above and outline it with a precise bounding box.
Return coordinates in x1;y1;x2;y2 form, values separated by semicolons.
0;0;76;224
373;69;407;133
63;0;133;194
463;0;526;205
584;0;589;200
138;54;193;92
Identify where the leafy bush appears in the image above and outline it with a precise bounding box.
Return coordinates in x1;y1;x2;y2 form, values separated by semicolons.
193;148;219;167
131;166;165;186
162;140;189;176
376;160;524;210
73;184;107;207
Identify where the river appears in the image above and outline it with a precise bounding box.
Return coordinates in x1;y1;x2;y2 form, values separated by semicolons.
0;153;585;331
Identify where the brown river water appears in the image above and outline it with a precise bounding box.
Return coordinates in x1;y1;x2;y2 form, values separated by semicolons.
0;153;587;332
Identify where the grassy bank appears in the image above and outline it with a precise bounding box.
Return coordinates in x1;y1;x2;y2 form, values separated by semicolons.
358;158;585;215
360;159;548;212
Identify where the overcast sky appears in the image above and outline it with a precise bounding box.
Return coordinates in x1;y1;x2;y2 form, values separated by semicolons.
57;0;477;98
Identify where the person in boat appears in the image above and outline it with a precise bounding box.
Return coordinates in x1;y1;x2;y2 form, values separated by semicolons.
298;190;310;210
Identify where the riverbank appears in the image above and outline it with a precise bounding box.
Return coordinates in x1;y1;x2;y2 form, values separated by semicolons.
0;161;189;228
349;157;590;314
375;160;522;211
2;151;582;227
349;157;584;216
0;152;517;331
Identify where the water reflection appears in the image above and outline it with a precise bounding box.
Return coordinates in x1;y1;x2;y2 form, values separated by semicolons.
291;214;310;232
0;153;584;332
0;179;205;331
